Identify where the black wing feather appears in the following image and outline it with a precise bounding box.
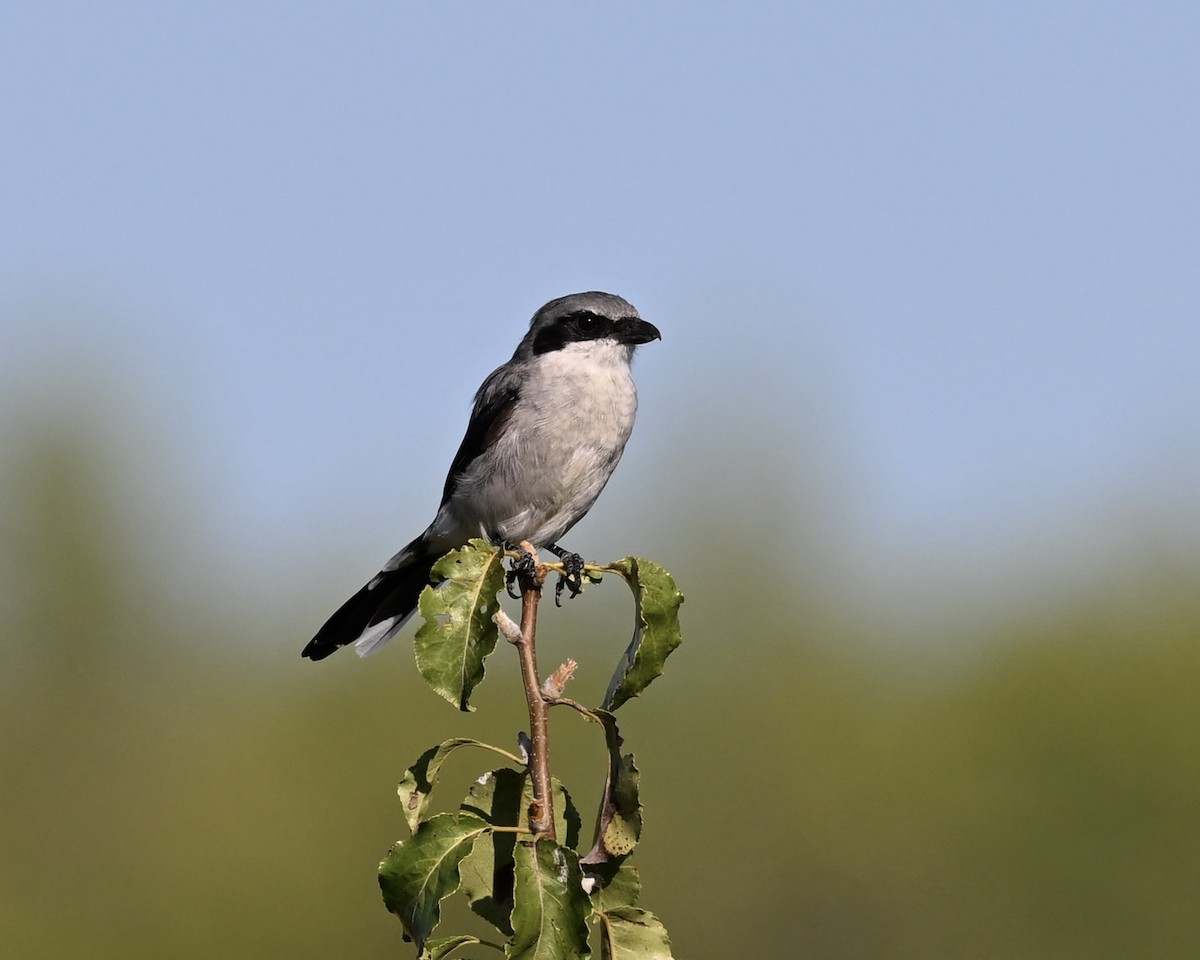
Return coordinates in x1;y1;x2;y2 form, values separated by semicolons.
439;367;521;506
301;549;434;661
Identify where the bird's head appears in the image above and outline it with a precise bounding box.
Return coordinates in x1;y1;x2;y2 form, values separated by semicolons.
521;292;661;359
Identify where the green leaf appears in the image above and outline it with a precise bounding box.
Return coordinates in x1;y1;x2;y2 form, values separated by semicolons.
578;710;642;867
601;558;684;711
424;934;492;959
596;906;673;960
509;840;591;960
413;540;507;711
458;769;524;934
458;769;582;934
378;813;490;949
399;738;521;834
586;863;641;912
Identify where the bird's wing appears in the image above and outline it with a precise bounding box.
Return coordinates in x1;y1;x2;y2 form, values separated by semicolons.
439;364;521;506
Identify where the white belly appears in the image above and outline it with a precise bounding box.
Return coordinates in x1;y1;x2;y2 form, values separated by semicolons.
440;340;639;548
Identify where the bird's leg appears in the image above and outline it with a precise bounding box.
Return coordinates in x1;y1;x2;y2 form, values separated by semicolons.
548;543;586;606
504;540;540;598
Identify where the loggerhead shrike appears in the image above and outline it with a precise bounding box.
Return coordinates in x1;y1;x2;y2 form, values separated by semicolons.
302;291;661;661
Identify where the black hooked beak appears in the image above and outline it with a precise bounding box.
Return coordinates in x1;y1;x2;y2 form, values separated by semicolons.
614;316;662;345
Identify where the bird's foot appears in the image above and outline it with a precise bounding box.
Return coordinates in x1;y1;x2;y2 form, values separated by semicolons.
549;545;586;606
505;543;540;598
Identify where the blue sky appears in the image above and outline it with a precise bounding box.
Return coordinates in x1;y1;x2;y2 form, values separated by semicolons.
3;1;1198;616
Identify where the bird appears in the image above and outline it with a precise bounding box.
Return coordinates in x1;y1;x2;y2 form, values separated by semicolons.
302;291;661;661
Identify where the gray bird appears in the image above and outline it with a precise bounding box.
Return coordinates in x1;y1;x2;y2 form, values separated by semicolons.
302;291;661;660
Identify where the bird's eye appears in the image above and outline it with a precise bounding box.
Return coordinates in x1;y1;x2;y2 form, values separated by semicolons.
570;311;610;336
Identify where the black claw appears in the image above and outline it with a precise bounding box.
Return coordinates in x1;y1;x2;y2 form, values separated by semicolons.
549;547;586;606
506;545;539;597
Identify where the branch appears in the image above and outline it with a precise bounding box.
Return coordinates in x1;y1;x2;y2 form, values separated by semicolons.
507;542;556;840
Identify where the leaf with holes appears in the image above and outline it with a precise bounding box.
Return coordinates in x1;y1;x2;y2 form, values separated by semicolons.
413;540;507;711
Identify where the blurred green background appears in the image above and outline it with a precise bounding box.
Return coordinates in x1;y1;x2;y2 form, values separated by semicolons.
2;391;1197;959
4;3;1200;958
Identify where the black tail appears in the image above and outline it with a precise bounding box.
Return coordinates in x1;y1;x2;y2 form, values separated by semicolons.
302;546;435;661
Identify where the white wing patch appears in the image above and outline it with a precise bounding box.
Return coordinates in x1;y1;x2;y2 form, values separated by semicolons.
354;614;405;657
